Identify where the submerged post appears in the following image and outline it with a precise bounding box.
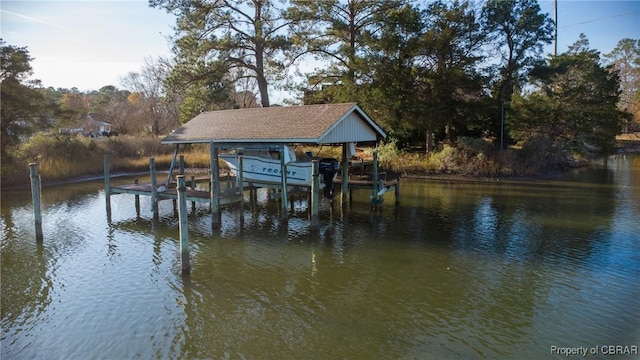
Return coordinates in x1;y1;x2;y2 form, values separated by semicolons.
104;155;111;218
177;175;191;276
310;160;320;229
150;157;159;220
29;163;43;241
210;143;220;229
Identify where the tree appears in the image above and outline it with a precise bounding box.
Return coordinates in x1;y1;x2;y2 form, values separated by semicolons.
151;0;290;107
482;0;554;148
122;57;179;135
604;38;640;132
366;1;488;152
286;0;402;103
0;40;52;154
419;0;487;145
365;4;427;144
510;36;624;155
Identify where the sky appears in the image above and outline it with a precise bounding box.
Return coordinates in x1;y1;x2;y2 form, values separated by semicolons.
1;0;639;102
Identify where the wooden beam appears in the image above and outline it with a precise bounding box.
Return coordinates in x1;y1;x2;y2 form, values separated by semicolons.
177;175;190;276
165;144;179;187
280;145;288;221
150;157;159;220
210;142;221;229
341;143;349;207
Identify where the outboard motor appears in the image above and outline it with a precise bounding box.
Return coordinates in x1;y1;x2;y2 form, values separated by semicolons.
319;158;339;199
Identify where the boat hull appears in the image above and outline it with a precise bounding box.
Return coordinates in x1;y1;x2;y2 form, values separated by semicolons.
220;154;330;187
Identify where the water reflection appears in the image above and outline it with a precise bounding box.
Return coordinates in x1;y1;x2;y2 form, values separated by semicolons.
2;155;639;358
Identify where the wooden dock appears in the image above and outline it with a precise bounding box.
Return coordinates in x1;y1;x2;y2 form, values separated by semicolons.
111;180;243;205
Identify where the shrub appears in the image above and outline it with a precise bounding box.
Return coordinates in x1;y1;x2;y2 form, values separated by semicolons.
456;136;491;155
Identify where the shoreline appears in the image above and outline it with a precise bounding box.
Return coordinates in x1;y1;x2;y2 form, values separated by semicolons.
2;149;637;192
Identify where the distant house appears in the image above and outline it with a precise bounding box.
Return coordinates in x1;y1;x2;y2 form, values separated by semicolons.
59;114;115;137
83;114;111;136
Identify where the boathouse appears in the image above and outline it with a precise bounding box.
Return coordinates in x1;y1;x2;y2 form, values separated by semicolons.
101;103;392;274
161;102;389;215
105;103;393;230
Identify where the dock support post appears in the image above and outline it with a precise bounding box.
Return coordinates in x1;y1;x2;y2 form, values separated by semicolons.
29;163;43;241
134;179;140;217
190;175;196;212
341;143;349;208
310;160;320;229
179;155;185;175
150;157;159;220
371;150;380;210
210;143;220;230
177;175;191;276
280;146;288;222
238;155;245;226
104;155;111;220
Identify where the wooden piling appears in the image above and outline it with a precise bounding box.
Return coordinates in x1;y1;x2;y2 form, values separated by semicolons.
104;155;111;218
371;150;382;209
134;178;140;217
238;155;245;226
29;163;43;241
210;143;220;229
280;146;288;221
341;143;349;207
310;160;320;229
150;157;159;220
177;175;191;276
179;155;185;175
190;175;196;212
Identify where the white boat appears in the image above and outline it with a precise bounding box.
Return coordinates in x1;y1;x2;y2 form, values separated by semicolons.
219;145;339;191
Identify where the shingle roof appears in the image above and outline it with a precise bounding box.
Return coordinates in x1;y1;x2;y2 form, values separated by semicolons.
161;103;385;145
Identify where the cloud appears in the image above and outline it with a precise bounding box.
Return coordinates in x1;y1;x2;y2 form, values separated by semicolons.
0;9;72;31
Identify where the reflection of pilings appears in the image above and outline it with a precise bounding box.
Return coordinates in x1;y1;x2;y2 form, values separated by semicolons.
177;175;190;276
29;162;43;241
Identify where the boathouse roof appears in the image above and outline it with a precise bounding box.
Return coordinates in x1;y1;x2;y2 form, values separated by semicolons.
161;103;386;145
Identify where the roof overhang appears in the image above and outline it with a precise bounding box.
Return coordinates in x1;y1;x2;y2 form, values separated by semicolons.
161;103;386;146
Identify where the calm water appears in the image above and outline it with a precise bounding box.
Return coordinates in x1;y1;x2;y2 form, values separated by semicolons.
2;155;639;359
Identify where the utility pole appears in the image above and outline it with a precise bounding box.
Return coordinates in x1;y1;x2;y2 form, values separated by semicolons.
554;0;558;56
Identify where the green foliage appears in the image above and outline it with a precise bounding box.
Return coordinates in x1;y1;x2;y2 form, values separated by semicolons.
1;41;56;154
457;136;491;154
510;36;624;155
377;138;403;162
287;0;402;105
